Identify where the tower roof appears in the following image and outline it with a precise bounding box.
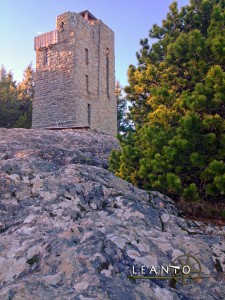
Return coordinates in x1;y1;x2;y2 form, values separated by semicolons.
79;10;97;21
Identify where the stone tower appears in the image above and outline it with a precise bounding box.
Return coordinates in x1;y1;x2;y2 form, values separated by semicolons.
32;10;117;136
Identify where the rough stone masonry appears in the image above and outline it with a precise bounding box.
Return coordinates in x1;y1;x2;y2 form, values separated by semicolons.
32;10;117;136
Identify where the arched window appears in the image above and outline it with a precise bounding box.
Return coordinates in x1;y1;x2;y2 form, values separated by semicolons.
106;48;109;98
86;74;89;94
43;48;48;65
88;104;91;125
85;48;89;66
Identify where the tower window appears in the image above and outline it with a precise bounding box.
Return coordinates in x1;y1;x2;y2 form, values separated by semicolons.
106;47;109;98
86;74;89;94
43;48;48;65
61;22;64;29
85;48;89;66
87;104;91;125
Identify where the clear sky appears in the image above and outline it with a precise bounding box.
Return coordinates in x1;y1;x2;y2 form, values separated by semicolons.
0;0;189;86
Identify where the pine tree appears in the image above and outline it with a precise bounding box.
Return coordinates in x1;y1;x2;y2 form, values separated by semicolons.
116;81;132;134
0;66;20;128
15;64;35;128
109;0;225;213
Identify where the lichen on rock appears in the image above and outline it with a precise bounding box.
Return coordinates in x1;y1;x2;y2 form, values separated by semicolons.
0;128;224;299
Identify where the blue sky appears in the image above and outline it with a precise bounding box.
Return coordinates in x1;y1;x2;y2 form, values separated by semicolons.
0;0;189;86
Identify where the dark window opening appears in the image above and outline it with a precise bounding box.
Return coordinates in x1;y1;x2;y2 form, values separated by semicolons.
43;48;48;65
86;75;89;94
106;48;109;98
88;104;91;126
106;47;109;57
85;48;89;66
61;22;64;29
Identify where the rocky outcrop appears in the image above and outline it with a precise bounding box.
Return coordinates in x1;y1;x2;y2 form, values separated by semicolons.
0;128;224;300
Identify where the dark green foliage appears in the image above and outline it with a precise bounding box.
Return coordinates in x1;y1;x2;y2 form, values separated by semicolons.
16;64;34;128
116;81;132;134
0;64;34;128
222;210;225;220
15;106;33;129
0;66;20;127
109;0;225;212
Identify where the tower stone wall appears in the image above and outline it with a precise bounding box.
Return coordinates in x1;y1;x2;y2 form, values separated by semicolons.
32;11;117;136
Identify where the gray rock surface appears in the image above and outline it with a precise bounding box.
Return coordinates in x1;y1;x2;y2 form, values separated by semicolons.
0;128;224;299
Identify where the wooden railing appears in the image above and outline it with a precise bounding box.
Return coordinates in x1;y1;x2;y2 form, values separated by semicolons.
34;30;58;50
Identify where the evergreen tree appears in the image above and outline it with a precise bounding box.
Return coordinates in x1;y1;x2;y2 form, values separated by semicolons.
15;64;35;128
116;81;132;134
0;66;20;128
109;0;225;213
